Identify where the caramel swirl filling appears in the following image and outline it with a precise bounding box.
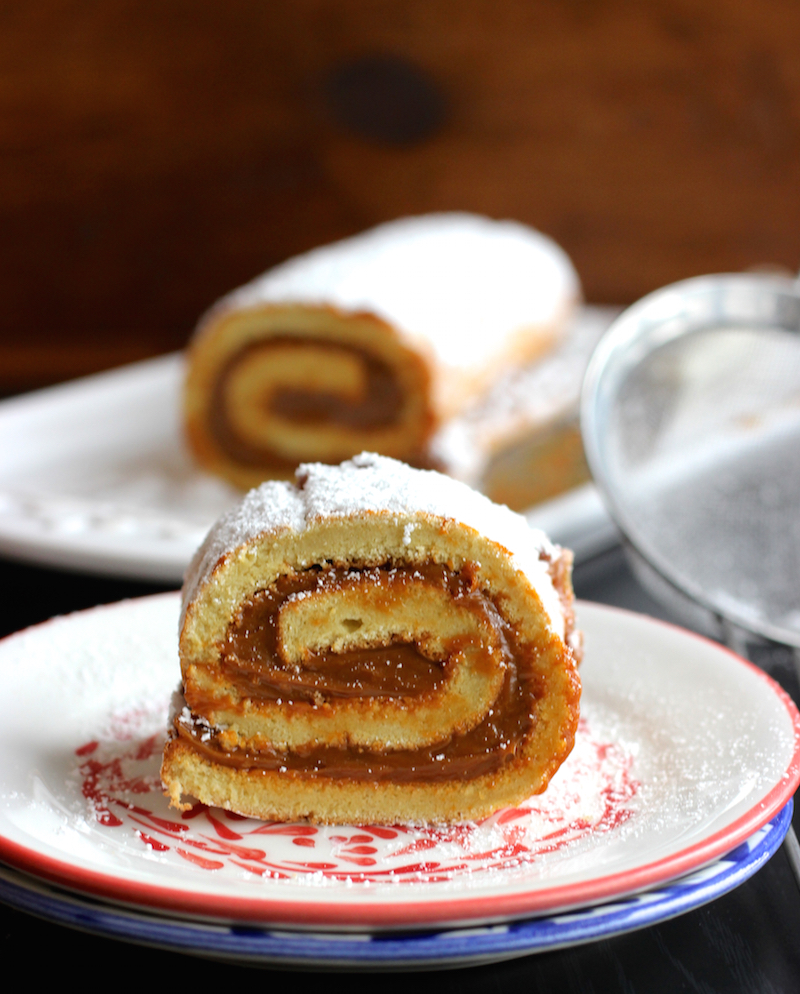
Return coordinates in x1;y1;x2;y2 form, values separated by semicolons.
209;337;406;471
177;563;558;784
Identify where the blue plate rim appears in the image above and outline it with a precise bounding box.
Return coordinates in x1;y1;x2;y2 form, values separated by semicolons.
0;800;791;969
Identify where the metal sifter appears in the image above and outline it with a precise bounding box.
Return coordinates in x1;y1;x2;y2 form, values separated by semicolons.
581;273;800;654
580;272;800;877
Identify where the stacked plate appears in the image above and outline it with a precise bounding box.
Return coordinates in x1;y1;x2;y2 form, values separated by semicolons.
0;594;797;970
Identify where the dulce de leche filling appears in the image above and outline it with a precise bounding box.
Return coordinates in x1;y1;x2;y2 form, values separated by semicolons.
177;563;550;783
209;337;404;471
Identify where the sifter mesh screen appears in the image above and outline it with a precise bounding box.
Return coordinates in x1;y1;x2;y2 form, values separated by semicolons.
584;276;800;648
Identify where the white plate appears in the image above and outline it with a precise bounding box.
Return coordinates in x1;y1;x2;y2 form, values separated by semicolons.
0;806;790;969
0;309;617;583
0;597;797;931
0;353;237;582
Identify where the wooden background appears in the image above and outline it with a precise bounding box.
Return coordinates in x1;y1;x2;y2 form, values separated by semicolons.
2;0;799;396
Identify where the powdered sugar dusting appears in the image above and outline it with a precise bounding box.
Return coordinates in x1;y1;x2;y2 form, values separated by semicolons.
182;454;564;633
198;213;579;371
432;307;619;482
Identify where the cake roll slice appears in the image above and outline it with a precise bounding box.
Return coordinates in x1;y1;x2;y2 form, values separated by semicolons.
183;213;580;489
161;452;582;825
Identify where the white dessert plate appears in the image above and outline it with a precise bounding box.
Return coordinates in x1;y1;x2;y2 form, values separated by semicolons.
0;805;790;969
0;308;617;584
0;596;797;932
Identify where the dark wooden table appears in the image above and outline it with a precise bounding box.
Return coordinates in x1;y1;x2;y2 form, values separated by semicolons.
1;544;798;989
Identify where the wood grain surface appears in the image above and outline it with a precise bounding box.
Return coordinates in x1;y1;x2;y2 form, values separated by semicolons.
2;0;799;394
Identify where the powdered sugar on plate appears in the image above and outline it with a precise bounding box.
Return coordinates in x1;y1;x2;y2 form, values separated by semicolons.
70;705;639;889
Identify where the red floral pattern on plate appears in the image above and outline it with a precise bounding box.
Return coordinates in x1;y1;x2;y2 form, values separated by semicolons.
76;703;638;885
